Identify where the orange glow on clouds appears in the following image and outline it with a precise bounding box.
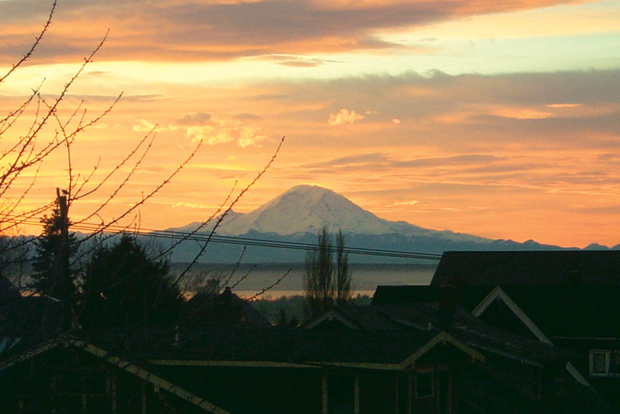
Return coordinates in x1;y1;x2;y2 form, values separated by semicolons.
1;0;619;249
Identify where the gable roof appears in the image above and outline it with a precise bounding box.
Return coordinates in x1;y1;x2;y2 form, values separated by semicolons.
304;303;570;368
476;285;620;339
1;326;483;374
0;335;230;414
302;305;404;330
422;250;620;340
138;327;482;368
375;283;620;340
431;251;620;286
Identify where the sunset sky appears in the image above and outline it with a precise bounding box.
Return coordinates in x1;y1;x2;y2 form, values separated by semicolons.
1;0;619;248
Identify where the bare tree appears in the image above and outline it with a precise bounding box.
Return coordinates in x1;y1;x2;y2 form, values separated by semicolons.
305;226;334;318
0;1;120;238
0;0;197;314
335;229;352;306
304;226;353;318
0;3;289;412
0;0;284;329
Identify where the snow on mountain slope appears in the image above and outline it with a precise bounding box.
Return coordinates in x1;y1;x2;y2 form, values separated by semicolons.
214;185;395;235
203;185;487;243
158;185;586;263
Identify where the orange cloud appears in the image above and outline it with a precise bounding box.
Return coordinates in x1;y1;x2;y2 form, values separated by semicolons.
3;11;619;249
329;109;365;125
0;0;599;64
491;107;553;120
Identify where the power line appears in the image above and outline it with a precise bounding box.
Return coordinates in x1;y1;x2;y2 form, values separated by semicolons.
152;231;442;261
9;217;443;261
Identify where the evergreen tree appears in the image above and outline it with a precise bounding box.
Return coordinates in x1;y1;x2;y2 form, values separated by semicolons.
81;234;180;329
31;191;78;325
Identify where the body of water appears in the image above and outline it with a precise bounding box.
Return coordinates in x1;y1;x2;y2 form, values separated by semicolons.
172;262;437;298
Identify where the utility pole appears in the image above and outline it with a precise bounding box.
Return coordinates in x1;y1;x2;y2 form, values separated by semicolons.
56;187;69;278
55;187;74;330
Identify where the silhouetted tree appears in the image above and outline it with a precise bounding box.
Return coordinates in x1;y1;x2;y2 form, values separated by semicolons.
1;0;285;349
30;189;78;327
81;235;180;329
0;2;285;412
305;226;334;318
304;226;353;318
335;229;352;306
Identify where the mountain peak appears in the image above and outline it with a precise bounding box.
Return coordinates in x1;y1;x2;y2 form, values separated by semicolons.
276;184;342;205
165;185;494;246
284;184;327;192
161;186;570;263
262;184;355;213
215;184;412;236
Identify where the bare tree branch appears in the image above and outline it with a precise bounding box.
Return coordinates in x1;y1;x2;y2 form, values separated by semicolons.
246;268;292;302
169;136;285;290
0;0;57;84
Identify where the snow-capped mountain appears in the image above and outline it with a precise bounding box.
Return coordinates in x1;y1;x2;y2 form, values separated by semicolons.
220;184;393;235
163;184;612;263
162;185;511;263
169;184;486;243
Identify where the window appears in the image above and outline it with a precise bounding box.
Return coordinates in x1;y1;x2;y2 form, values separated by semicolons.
399;368;452;414
415;371;434;399
591;351;608;375
590;350;620;377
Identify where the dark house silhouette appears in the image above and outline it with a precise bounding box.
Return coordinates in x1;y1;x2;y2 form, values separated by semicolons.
4;302;615;414
0;275;64;349
3;255;620;414
373;250;620;405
